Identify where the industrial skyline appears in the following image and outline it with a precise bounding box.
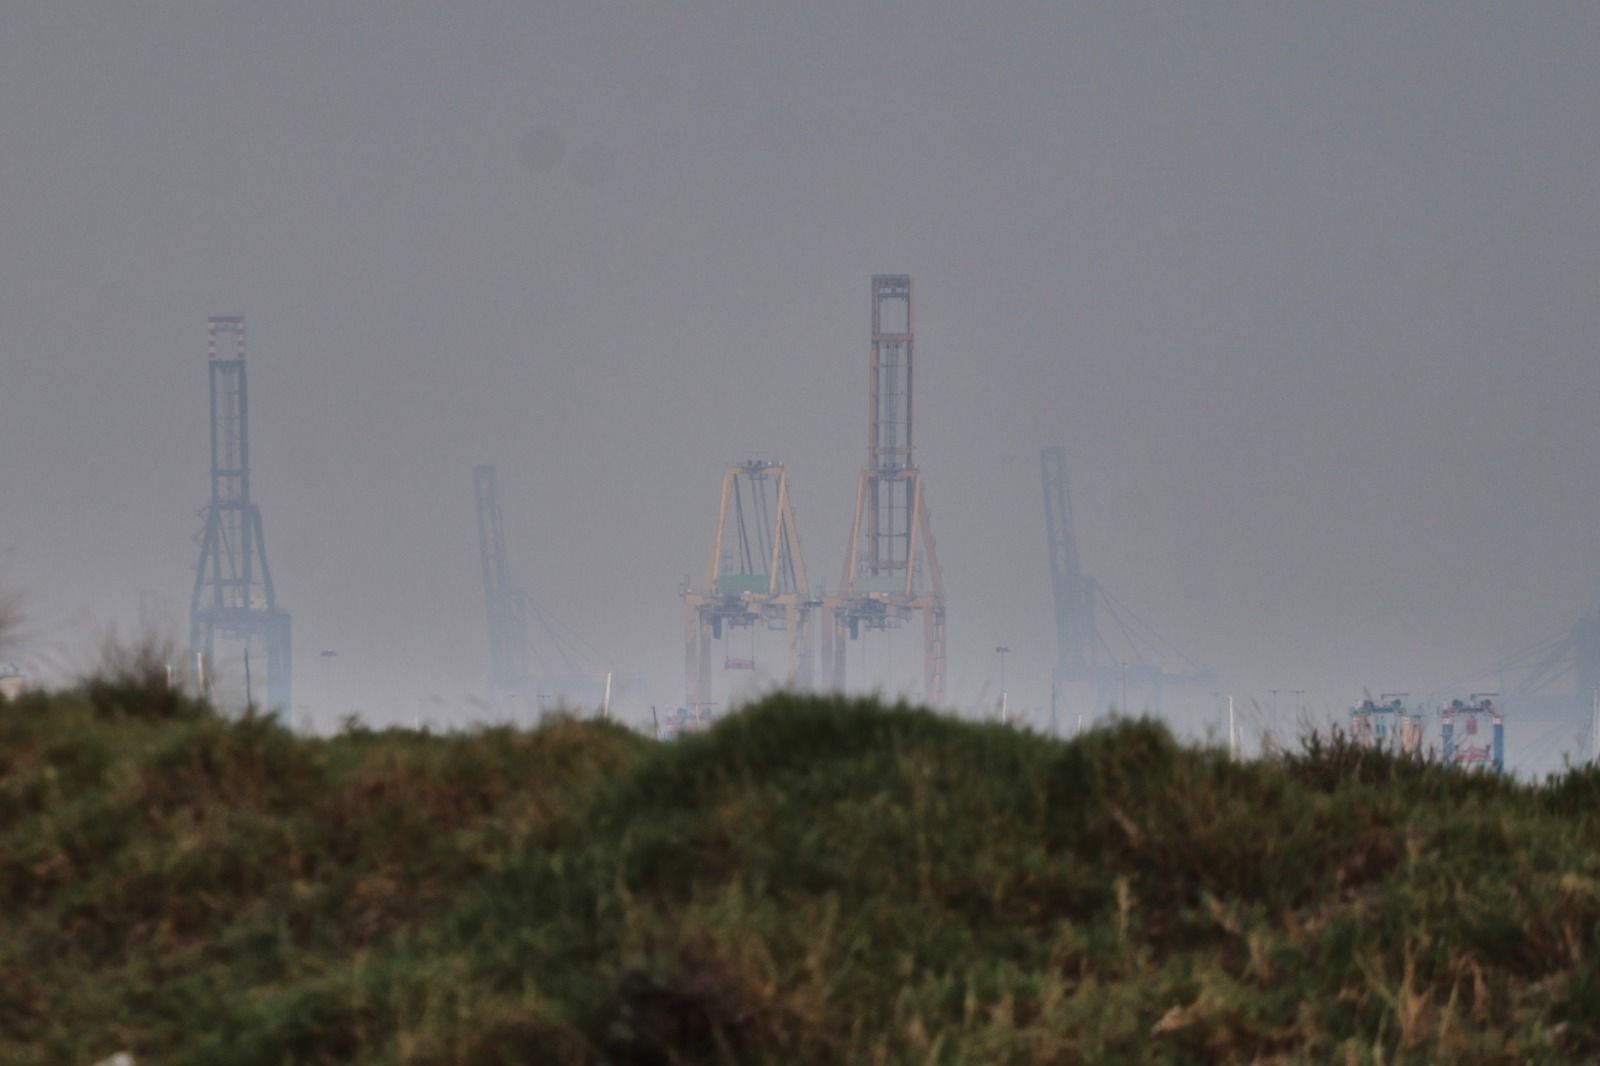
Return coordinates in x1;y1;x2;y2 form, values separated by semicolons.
2;5;1598;772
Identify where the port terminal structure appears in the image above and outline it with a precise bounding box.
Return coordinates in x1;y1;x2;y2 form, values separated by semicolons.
188;316;292;712
1487;584;1600;760
1349;694;1424;756
683;460;817;714
1440;695;1504;773
823;275;948;707
1444;583;1599;770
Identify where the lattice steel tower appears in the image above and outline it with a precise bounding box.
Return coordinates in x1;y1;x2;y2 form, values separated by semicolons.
824;275;947;705
188;316;292;710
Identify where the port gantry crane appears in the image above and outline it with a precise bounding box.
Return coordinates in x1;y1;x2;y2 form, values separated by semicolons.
473;464;611;712
683;460;817;714
1465;582;1600;768
188;315;292;712
1041;444;1212;721
822;275;947;706
1492;584;1600;707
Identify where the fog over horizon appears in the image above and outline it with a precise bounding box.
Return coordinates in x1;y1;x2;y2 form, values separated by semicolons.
2;5;1597;756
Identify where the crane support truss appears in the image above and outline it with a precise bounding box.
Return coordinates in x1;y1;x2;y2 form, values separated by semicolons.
683;461;816;712
823;275;947;706
188;315;292;711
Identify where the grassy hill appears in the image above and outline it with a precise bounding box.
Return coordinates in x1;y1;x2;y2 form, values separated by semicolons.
4;670;1600;1064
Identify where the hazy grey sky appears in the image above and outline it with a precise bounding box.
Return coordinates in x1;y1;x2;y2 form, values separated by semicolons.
2;3;1597;736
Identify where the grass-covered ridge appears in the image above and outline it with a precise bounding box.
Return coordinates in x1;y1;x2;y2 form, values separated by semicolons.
5;680;1600;1064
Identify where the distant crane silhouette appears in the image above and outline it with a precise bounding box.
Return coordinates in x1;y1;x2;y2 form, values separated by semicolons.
1041;445;1213;719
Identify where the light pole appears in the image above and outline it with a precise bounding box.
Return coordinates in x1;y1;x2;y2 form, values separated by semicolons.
994;646;1010;723
1213;691;1236;753
319;649;338;721
1293;689;1304;720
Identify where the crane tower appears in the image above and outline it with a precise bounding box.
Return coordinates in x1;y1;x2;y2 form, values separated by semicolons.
471;464;615;713
1041;445;1212;719
188;315;292;711
824;276;947;705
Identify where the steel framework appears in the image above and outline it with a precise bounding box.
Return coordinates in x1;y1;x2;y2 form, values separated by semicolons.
683;460;816;712
189;315;292;711
1349;694;1423;755
823;276;947;705
472;464;612;711
474;464;531;696
1041;445;1212;718
1042;445;1096;677
1440;695;1504;773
